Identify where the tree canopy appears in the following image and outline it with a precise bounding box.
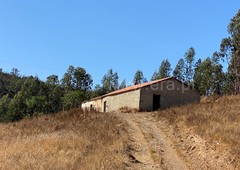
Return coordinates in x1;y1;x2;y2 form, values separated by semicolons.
218;10;240;94
101;69;119;93
133;69;146;85
151;59;172;80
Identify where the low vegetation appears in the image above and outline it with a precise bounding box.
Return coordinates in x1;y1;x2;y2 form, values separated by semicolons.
1;95;240;169
155;95;240;167
0;109;128;169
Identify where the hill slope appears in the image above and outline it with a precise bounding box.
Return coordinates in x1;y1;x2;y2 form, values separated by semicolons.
0;109;128;169
0;95;239;169
154;95;240;169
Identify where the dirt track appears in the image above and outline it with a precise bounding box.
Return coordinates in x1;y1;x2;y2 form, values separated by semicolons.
117;112;189;170
115;112;235;170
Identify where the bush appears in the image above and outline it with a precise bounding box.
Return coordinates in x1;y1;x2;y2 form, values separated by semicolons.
0;95;11;122
7;91;28;121
61;91;85;111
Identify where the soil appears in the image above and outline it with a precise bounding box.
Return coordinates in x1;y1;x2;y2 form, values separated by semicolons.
115;112;235;170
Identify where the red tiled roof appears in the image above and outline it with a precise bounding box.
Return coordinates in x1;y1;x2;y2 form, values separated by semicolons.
101;77;172;98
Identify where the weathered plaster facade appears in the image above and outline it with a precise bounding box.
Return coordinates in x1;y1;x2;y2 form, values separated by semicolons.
102;89;140;112
139;79;200;111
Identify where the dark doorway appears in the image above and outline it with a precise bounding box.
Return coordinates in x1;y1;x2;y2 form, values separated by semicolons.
153;95;161;111
103;101;107;112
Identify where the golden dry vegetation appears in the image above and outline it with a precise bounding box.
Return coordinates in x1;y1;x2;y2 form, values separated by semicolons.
1;95;240;169
0;109;128;169
155;95;240;168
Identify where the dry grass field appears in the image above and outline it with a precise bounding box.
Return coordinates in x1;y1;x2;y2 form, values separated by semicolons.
1;95;240;169
155;95;240;168
0;109;128;169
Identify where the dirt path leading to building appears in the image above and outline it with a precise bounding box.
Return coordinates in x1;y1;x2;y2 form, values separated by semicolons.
117;112;190;170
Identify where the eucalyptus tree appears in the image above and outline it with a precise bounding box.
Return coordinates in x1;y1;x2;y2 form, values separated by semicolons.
218;10;240;94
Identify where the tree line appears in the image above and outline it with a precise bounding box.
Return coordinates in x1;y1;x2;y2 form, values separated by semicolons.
0;66;92;122
0;10;239;122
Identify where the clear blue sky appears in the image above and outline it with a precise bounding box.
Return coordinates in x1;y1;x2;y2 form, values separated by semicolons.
0;0;239;86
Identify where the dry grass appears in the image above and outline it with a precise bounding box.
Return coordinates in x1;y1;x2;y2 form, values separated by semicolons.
119;107;138;113
0;109;128;169
155;95;240;158
2;95;240;169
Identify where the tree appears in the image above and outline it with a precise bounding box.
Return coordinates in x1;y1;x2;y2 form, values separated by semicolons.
133;69;145;85
0;68;72;122
218;10;240;94
194;59;202;70
159;59;172;78
46;85;64;113
26;96;47;115
193;56;225;96
10;68;20;77
0;68;23;98
0;95;10;122
194;58;213;95
61;72;73;92
21;76;46;98
151;59;172;80
193;58;202;90
91;84;107;98
223;71;235;94
211;54;225;95
151;71;159;81
61;65;75;92
119;79;127;89
73;67;93;92
184;47;195;83
61;91;85;111
173;58;185;81
101;69;119;93
46;75;59;85
61;66;93;93
7;91;28;121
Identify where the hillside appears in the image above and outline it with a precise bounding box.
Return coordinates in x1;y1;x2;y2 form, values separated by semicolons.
154;95;240;169
0;95;240;169
0;109;128;169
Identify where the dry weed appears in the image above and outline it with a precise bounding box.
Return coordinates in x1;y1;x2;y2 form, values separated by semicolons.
119;107;138;113
0;108;128;169
156;95;240;160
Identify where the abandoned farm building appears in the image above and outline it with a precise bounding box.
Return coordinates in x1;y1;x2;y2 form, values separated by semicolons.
82;77;200;112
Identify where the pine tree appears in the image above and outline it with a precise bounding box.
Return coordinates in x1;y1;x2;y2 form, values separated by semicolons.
61;66;93;92
151;59;172;80
133;69;145;85
119;79;127;89
173;58;185;81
